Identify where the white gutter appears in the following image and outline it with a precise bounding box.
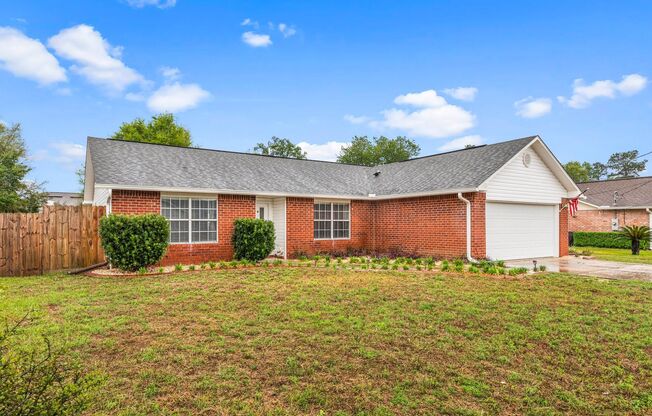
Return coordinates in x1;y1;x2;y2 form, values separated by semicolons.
94;183;478;201
457;193;477;263
647;208;652;250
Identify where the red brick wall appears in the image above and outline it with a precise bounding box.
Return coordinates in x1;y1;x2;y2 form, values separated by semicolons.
111;190;255;265
559;198;569;256
286;198;375;256
111;190;160;214
374;193;485;259
570;208;649;232
111;189;491;262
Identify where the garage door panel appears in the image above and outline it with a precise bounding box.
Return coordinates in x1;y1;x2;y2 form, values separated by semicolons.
486;202;557;260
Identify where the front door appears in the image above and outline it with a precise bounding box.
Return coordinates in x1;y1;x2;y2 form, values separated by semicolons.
256;201;272;221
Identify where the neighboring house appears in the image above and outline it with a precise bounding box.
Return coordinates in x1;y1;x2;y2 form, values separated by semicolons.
83;135;579;264
571;177;652;232
46;192;83;206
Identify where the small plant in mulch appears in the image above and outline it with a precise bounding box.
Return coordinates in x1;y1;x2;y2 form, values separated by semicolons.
208;261;217;269
174;264;183;272
188;265;196;271
508;267;529;276
158;267;164;273
138;267;147;275
441;260;450;272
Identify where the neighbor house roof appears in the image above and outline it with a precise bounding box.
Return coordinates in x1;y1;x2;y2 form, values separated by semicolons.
577;176;652;208
86;135;571;199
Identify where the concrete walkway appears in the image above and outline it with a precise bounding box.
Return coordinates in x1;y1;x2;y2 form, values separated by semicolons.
506;256;652;281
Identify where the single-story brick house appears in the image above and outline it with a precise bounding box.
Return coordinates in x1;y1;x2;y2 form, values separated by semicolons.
83;135;579;264
570;177;652;232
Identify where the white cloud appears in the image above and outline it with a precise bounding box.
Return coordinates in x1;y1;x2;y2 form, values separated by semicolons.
242;31;272;47
278;23;296;38
0;27;67;85
147;82;210;112
344;114;370;124
241;18;259;28
369;89;475;138
394;90;448;107
558;73;648;109
443;87;478;102
51;142;85;163
126;0;176;8
160;66;181;81
48;24;145;93
298;141;349;162
437;135;484;152
514;97;552;118
31;142;85;170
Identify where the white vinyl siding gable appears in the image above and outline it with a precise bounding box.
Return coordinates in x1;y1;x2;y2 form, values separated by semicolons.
483;146;567;204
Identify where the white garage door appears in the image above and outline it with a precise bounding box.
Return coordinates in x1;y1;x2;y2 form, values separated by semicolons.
486;202;558;260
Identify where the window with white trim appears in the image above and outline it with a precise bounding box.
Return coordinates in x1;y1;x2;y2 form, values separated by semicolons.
314;202;350;239
161;197;217;243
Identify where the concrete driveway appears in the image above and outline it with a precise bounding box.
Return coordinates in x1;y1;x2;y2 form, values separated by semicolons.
506;256;652;281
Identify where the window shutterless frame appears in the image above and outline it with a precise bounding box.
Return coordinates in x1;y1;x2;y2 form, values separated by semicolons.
313;200;351;240
161;195;218;244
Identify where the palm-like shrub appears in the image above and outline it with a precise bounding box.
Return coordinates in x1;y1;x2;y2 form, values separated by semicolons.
619;225;651;255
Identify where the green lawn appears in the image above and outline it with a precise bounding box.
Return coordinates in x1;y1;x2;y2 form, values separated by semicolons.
573;246;652;265
1;269;651;415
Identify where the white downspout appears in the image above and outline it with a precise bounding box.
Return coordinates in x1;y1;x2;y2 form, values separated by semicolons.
457;193;477;263
647;208;651;250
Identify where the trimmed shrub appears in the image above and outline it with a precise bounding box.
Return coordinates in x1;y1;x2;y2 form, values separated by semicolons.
573;231;649;250
232;218;275;261
99;214;169;271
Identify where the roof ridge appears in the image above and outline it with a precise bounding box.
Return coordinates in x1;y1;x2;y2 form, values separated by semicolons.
379;135;538;166
87;136;368;167
88;134;539;169
577;175;652;185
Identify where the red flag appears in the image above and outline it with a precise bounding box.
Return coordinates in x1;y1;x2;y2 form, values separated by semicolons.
568;198;579;216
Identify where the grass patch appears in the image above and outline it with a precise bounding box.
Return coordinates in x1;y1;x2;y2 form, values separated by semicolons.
1;269;651;414
573;246;652;264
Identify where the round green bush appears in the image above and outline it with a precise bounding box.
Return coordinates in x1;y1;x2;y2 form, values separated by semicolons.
99;214;169;271
232;218;275;261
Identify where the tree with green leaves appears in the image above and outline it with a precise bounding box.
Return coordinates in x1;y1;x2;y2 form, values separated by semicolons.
0;123;47;213
563;150;646;182
607;150;647;178
253;137;307;159
112;113;192;147
337;136;420;166
563;161;592;183
589;162;608;181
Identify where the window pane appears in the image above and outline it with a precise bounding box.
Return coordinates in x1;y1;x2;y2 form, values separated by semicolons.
333;221;349;238
314;220;331;239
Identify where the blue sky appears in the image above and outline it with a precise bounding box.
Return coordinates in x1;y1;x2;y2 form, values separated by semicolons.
1;0;651;192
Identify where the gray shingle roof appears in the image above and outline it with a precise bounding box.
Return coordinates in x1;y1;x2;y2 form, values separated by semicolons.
577;177;652;208
87;136;537;198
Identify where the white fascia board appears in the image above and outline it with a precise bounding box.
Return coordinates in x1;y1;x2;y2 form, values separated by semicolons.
94;183;479;201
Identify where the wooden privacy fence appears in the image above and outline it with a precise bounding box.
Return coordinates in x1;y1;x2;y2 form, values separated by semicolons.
0;205;105;277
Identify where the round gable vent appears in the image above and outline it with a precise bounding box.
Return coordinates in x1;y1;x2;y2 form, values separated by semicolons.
523;152;532;167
